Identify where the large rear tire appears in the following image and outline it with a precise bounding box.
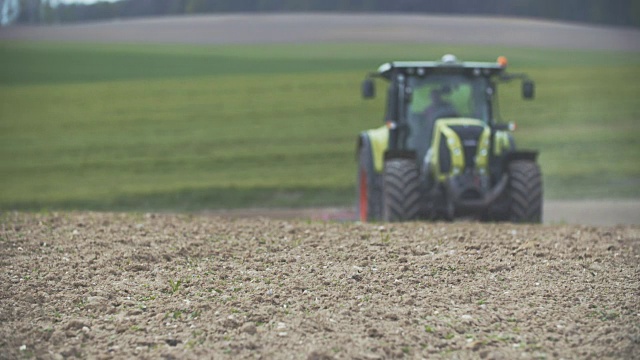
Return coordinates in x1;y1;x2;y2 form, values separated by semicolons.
508;160;543;223
383;159;421;222
357;146;382;222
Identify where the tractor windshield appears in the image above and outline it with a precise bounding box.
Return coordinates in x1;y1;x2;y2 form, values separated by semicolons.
405;74;490;160
407;75;490;123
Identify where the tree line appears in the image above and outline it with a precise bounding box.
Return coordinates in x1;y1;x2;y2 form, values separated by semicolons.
3;0;639;28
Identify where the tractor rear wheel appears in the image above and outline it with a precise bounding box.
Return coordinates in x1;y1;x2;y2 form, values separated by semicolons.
507;160;543;223
357;146;382;222
383;159;421;222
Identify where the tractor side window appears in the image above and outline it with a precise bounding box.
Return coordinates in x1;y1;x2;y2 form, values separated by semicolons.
409;85;434;113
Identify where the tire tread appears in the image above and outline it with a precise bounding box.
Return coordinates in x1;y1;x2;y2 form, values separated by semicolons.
508;160;543;223
383;159;421;222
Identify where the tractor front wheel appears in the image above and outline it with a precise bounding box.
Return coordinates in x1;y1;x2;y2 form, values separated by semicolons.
383;159;421;222
507;160;543;223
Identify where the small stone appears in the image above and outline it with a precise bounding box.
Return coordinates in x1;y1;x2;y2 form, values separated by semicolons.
588;263;603;272
278;332;288;337
87;296;107;304
384;313;398;321
241;322;257;335
19;344;26;351
65;320;89;331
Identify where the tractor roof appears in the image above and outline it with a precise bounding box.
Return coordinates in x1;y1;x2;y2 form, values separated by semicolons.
374;54;506;80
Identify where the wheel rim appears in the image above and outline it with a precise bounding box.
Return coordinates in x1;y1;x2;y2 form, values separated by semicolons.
359;168;368;222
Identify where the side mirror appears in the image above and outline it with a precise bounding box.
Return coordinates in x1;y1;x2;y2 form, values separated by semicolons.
362;78;375;99
522;80;535;99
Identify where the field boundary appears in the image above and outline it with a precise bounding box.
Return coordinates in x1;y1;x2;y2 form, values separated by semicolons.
205;200;640;226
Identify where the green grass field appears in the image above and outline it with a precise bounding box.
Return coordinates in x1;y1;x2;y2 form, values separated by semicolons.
1;41;639;211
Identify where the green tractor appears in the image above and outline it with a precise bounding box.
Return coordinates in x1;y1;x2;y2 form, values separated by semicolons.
356;54;542;223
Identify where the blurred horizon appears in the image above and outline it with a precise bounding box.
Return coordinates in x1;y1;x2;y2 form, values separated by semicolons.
2;0;639;28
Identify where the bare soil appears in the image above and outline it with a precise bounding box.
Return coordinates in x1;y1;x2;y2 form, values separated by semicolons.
1;212;638;359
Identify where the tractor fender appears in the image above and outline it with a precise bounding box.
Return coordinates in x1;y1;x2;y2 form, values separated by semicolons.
357;126;389;174
503;150;538;165
494;130;516;156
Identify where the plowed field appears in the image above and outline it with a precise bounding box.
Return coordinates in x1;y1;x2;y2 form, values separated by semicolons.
2;212;638;359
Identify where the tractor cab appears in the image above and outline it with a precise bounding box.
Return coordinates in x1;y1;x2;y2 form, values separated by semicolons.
362;55;533;158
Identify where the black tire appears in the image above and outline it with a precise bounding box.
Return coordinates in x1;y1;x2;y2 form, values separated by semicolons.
357;146;383;222
383;159;421;222
508;160;543;223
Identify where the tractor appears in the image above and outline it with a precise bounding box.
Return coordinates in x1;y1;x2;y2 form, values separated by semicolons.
356;54;542;223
